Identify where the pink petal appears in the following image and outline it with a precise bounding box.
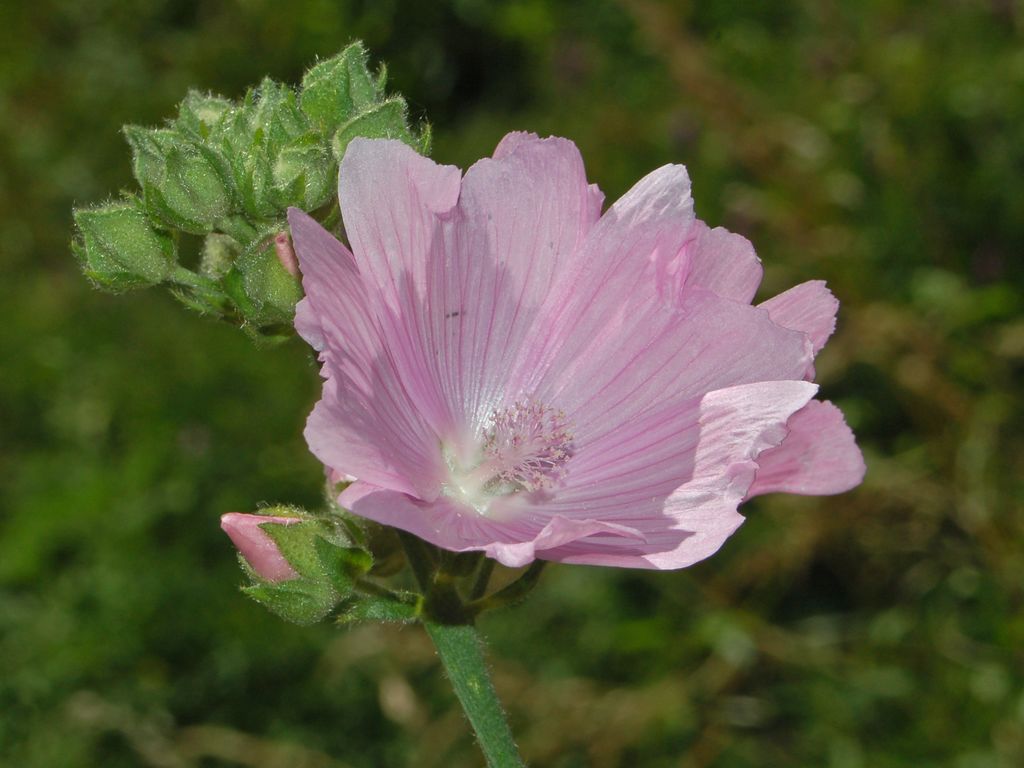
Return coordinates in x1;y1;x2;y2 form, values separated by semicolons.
339;484;643;568
493;132;605;221
746;399;866;497
533;287;813;441
220;512;300;582
506;164;810;438
682;221;763;304
338;138;462;315
538;380;818;568
428;134;599;433
289;209;446;498
759;280;838;355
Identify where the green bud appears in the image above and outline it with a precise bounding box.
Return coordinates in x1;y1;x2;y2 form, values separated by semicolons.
250;78;309;149
215;83;313;220
271;135;333;210
300;42;386;134
331;97;423;162
124;126;233;233
238;511;373;625
73;200;176;290
223;236;302;325
175;90;233;139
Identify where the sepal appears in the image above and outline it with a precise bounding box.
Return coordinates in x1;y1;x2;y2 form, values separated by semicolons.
336;592;421;625
331;97;425;161
299;42;385;134
222;234;303;326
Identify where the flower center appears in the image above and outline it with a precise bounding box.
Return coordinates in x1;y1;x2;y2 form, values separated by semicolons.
445;400;574;513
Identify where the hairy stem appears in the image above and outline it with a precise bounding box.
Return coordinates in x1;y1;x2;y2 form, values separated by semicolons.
425;621;525;768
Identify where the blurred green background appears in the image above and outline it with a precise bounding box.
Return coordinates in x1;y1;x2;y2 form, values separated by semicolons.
2;1;1022;766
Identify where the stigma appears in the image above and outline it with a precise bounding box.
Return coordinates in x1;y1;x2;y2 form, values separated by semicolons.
444;400;575;513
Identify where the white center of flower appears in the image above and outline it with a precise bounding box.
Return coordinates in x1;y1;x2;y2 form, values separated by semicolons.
444;400;574;514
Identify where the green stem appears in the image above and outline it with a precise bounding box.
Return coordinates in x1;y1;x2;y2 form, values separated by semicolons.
395;536;525;765
425;621;525;768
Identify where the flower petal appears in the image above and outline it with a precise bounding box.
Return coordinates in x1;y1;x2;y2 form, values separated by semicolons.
429;134;599;433
759;280;838;355
338;138;462;313
534;287;813;441
682;221;763;304
220;512;300;582
506;165;810;437
538;380;818;568
746;399;866;497
289;209;446;498
339;483;643;567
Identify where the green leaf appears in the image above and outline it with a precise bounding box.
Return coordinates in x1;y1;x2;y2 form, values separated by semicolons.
72;200;177;290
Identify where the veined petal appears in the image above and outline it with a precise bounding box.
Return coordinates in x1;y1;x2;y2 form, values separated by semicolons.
338;138;461;311
759;280;839;354
533;287;813;440
507;164;696;400
289;209;446;499
430;134;599;434
539;380;818;568
747;399;866;497
682;221;763;304
288;208;372;356
341;484;643;568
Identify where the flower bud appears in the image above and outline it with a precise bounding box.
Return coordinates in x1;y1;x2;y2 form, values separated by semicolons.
300;42;385;134
222;508;376;625
175;90;233;139
217;83;312;220
72;200;177;290
271;136;333;211
223;236;303;326
220;512;300;582
125;126;233;234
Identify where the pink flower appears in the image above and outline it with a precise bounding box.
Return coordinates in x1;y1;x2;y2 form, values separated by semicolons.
220;512;300;582
289;133;865;569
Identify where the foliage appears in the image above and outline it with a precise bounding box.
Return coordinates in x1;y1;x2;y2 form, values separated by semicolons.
1;1;1022;766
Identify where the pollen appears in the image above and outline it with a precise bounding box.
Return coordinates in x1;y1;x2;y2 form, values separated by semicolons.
481;400;575;493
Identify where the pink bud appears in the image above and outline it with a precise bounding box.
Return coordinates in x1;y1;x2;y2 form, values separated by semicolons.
220;512;300;582
274;232;300;278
